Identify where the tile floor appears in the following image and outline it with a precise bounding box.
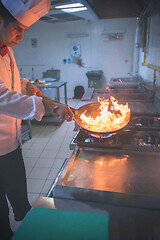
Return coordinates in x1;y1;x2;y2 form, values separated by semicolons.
10;98;81;233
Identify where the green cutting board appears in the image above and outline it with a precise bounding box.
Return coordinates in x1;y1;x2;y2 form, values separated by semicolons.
12;208;109;240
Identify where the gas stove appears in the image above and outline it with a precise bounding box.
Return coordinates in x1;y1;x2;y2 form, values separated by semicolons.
70;113;160;151
51;112;160;210
50;111;160;239
49;89;160;239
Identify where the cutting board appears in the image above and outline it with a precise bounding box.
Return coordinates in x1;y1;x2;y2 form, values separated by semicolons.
12;208;109;240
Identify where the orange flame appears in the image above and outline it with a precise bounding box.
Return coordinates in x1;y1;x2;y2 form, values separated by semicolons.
80;96;130;133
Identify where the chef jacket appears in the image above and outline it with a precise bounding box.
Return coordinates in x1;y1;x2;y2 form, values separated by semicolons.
0;47;45;155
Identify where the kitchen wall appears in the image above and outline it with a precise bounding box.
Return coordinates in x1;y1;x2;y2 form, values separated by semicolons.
13;18;137;98
138;13;160;87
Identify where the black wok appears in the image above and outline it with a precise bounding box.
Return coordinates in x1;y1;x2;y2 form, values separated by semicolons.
69;102;130;134
39;95;130;134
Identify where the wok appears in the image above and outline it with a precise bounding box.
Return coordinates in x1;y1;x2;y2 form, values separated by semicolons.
40;96;130;134
69;102;130;134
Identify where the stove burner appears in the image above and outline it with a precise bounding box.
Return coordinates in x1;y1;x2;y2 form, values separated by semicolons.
71;114;160;151
89;132;117;139
84;132;117;144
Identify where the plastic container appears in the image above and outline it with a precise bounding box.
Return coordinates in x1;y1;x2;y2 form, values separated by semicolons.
86;70;103;88
88;79;101;88
86;70;103;80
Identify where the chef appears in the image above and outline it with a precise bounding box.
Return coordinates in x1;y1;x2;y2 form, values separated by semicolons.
0;0;73;239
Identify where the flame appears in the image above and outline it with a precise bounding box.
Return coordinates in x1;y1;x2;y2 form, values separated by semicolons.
80;96;130;133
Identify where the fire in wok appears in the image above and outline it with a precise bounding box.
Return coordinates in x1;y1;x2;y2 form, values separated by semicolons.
73;96;130;134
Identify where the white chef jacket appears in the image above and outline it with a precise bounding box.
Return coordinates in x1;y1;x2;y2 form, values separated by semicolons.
0;47;45;155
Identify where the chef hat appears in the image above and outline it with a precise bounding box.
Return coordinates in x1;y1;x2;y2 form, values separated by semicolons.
1;0;50;27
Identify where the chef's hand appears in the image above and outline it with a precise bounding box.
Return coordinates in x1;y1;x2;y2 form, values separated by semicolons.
42;99;74;121
27;82;43;96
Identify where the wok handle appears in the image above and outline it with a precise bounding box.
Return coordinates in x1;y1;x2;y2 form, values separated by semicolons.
67;106;77;121
68;106;76;114
37;94;76;116
37;94;59;103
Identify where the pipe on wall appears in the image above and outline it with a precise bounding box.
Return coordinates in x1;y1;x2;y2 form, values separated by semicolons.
133;17;140;78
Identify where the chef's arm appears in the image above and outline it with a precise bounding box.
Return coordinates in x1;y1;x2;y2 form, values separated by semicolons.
20;79;43;97
22;80;73;121
26;81;43;96
42;98;73;121
0;83;45;121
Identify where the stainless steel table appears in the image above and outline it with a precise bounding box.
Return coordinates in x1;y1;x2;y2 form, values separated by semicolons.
36;81;67;104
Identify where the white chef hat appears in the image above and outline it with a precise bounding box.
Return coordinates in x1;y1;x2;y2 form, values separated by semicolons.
1;0;50;27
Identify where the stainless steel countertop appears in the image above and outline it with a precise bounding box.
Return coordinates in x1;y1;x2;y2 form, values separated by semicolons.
53;147;160;210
